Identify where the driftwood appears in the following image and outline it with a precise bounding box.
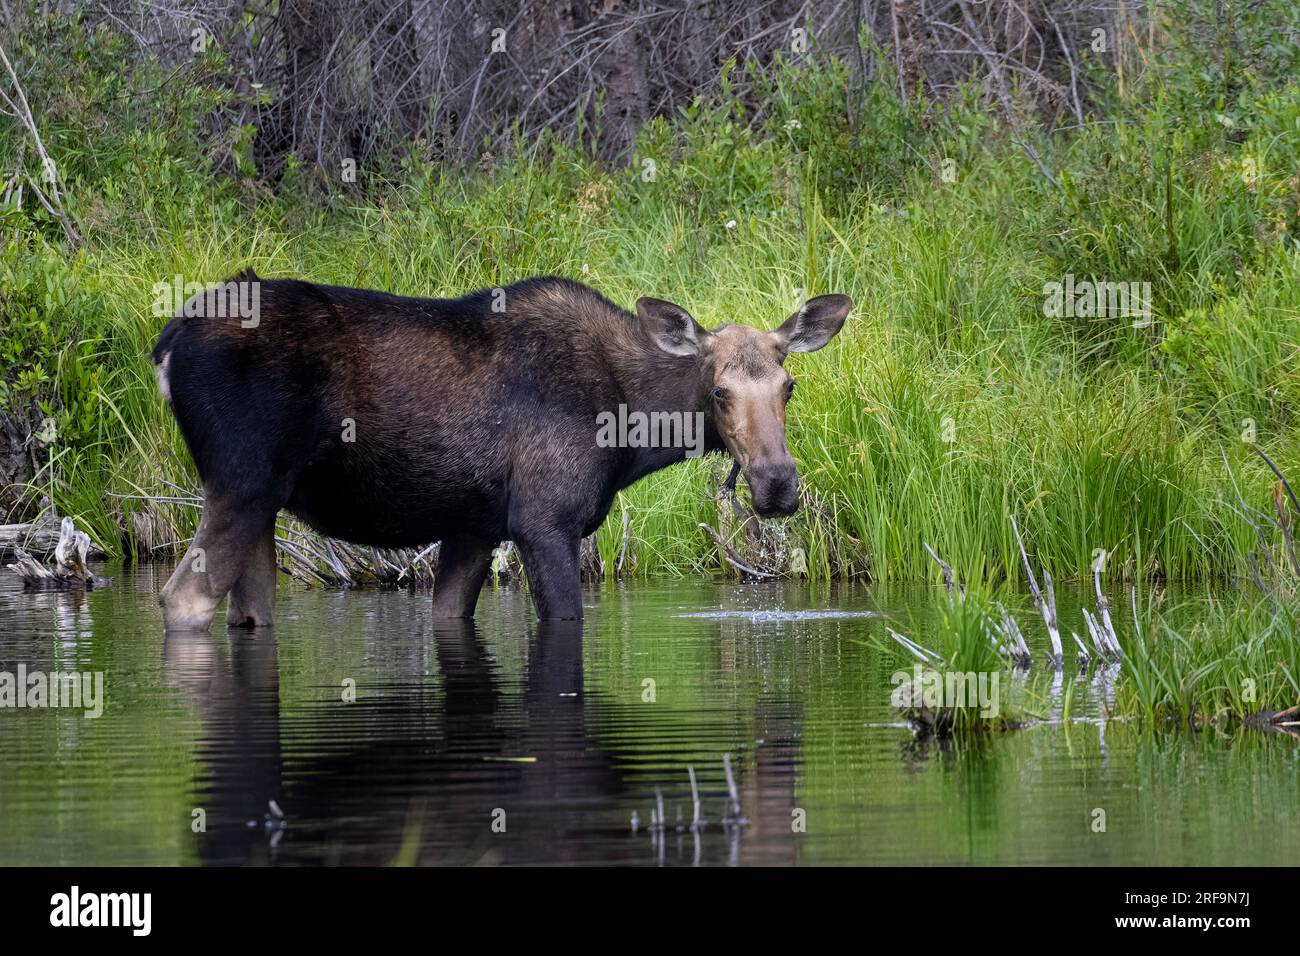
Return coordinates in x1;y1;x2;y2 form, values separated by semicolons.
1092;558;1122;657
0;520;63;558
698;522;776;580
6;517;106;589
887;627;943;665
0;511;106;560
1010;514;1063;665
1082;604;1123;661
923;541;959;602
926;527;1125;669
0;515;109;560
995;604;1033;668
923;541;1032;666
1246;703;1300;734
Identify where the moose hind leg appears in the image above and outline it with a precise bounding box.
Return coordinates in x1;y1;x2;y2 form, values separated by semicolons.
160;496;277;630
227;524;278;627
431;535;495;619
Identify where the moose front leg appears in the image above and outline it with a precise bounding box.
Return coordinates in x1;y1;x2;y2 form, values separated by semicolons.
161;496;275;630
227;524;278;627
515;528;583;621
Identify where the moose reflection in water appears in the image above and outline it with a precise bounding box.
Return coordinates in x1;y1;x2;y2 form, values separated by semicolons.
4;574;1300;865
163;618;803;865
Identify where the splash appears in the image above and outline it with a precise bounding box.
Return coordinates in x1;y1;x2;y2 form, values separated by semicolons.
672;609;879;622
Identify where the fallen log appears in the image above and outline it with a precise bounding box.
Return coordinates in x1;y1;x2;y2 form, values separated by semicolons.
6;517;106;589
1245;704;1300;735
0;519;63;558
0;515;106;560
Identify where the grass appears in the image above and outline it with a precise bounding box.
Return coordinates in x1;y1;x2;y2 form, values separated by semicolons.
883;581;1045;737
877;572;1300;734
1;12;1298;594
46;154;1287;587
1120;592;1300;725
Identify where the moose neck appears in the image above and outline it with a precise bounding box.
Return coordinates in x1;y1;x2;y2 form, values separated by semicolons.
608;346;723;488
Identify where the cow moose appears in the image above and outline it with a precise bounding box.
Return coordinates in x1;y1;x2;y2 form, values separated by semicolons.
152;273;851;628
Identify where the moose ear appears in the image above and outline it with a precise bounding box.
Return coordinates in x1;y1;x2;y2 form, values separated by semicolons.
771;294;853;355
636;297;710;357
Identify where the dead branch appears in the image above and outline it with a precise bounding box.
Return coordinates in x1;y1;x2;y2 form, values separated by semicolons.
0;38;79;244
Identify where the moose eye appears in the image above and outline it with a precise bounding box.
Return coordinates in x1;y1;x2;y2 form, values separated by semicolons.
711;386;728;403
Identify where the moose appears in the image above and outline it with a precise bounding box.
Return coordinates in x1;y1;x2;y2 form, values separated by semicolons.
152;273;851;628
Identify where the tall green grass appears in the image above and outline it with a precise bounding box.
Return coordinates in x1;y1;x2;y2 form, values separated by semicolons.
1119;592;1300;724
2;25;1298;589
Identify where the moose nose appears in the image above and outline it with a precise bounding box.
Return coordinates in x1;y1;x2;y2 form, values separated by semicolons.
748;459;800;518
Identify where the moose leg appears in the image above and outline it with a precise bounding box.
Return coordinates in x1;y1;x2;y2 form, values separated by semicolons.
515;529;583;621
227;524;278;627
431;535;495;619
160;497;276;630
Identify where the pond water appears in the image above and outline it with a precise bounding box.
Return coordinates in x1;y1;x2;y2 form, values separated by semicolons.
0;566;1296;866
